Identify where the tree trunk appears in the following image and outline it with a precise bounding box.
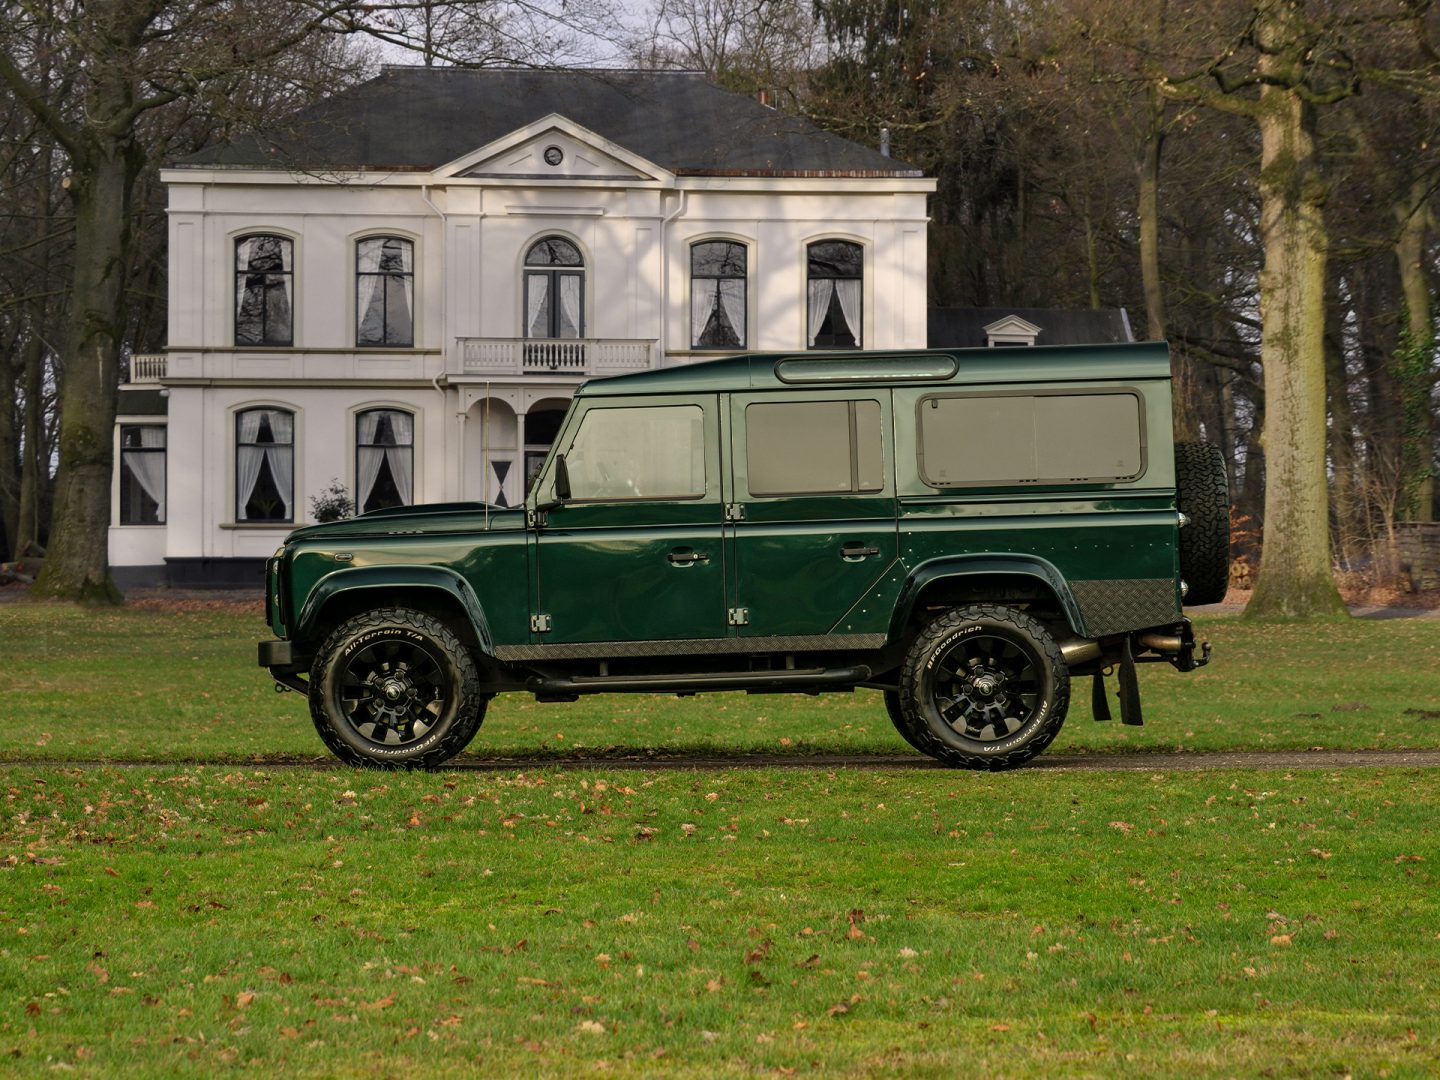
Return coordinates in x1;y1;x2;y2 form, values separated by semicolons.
0;336;17;560
14;333;48;558
31;139;140;603
1394;181;1434;522
1244;79;1346;617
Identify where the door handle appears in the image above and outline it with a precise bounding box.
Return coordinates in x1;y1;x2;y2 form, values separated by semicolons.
840;543;881;561
667;549;711;567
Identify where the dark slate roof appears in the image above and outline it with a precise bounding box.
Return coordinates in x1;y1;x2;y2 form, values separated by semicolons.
178;67;921;177
928;307;1135;348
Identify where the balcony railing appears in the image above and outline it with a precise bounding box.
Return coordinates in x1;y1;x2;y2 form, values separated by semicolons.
454;337;654;378
128;353;167;383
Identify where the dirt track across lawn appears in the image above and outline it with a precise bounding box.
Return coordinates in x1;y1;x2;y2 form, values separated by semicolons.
6;749;1440;772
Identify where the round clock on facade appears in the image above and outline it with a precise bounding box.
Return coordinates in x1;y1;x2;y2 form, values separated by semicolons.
543;146;564;166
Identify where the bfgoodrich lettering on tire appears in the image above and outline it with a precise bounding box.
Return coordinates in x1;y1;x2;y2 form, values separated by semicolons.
897;604;1069;770
309;607;488;769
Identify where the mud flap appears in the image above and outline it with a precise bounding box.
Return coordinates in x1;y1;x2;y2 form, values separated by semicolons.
1091;671;1112;722
1118;636;1144;726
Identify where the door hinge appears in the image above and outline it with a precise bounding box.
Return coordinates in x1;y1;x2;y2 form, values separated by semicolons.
727;607;750;626
724;502;746;522
530;614;552;633
526;509;547;529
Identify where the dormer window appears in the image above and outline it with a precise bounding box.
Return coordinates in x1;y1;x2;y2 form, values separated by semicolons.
984;315;1041;348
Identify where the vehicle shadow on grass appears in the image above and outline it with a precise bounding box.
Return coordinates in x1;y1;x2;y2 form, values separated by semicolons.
9;748;1440;772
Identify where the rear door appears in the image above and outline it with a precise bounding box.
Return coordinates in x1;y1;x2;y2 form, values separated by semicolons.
726;391;897;638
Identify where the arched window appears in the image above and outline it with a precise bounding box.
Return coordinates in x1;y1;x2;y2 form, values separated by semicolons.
235;235;293;346
356;236;414;347
356;408;414;513
236;408;294;522
691;240;746;349
523;237;584;340
806;240;863;349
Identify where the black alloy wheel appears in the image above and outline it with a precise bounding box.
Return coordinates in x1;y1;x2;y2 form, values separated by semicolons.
897;604;1069;770
309;607;487;769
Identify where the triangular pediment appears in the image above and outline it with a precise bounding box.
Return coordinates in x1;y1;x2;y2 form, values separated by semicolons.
983;314;1043;338
437;115;669;184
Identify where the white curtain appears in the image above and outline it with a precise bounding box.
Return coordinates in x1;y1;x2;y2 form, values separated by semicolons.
236;410;265;519
124;428;166;521
691;285;711;348
357;273;387;343
807;279;834;346
356;411;384;510
834;279;862;344
558;275;581;338
526;274;548;337
719;279;745;346
278;237;294;316
387;411;414;505
265;410;294;520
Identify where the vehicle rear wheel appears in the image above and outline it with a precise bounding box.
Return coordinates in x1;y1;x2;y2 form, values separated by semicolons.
1175;441;1231;605
884;690;929;753
897;605;1069;770
309;607;488;769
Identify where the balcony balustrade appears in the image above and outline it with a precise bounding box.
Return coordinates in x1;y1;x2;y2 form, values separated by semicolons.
452;337;654;378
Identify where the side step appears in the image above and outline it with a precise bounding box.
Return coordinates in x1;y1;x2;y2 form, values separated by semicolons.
526;665;873;699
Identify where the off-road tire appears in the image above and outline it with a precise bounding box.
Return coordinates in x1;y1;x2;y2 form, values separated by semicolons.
309;607;488;769
1174;441;1231;605
897;605;1069;771
884;690;929;754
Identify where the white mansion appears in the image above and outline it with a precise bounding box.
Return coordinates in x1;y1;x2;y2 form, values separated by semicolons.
111;67;935;586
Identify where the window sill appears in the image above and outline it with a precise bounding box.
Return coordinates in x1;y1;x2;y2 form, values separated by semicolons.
220;522;296;530
115;523;167;529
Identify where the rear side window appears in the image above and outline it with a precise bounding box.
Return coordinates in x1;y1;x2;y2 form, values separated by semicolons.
745;399;883;496
565;404;706;500
918;390;1145;487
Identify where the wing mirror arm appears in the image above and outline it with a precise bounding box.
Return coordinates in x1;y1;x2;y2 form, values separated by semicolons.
531;454;571;516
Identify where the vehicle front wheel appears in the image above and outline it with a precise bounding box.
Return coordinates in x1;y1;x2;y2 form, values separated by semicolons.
309;607;488;769
897;605;1069;770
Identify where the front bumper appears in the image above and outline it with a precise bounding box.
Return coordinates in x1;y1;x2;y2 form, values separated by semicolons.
259;639;312;693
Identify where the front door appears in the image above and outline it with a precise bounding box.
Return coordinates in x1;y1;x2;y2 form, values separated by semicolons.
727;391;897;638
532;395;727;645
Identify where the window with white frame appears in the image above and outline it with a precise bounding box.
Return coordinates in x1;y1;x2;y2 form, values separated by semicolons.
119;425;166;524
523;237;584;340
356;408;414;513
691;240;746;349
234;235;294;346
356;236;414;347
236;408;293;522
806;240;863;349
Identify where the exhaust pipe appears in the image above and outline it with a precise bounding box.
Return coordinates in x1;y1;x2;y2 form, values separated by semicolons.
1058;638;1101;665
1136;632;1183;655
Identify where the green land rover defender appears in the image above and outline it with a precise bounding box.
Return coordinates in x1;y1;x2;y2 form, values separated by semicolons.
260;344;1229;770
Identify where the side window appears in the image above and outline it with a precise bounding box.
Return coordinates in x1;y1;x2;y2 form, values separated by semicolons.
235;235;293;346
236;408;294;522
564;405;706;501
745;399;883;496
691;240;746;349
119;425;166;524
356;237;414;347
918;391;1145;487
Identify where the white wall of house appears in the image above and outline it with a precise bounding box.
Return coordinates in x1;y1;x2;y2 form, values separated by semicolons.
111;125;933;581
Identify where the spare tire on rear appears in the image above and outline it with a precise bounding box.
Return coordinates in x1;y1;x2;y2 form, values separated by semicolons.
1174;441;1230;605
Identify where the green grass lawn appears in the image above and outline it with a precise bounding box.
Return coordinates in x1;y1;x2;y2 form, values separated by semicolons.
3;765;1437;1076
2;600;1438;1076
0;602;1436;762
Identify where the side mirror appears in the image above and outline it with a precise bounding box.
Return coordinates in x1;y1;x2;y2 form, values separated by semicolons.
532;454;571;517
554;454;572;502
